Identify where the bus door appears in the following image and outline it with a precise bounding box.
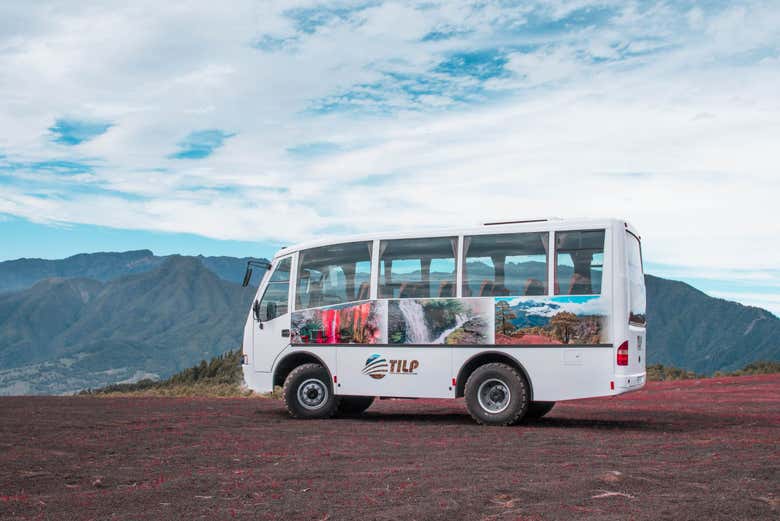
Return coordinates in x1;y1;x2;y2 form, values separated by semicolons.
625;231;647;380
252;256;293;372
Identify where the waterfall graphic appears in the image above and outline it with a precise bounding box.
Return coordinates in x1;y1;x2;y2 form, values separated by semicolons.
398;299;431;344
433;313;468;344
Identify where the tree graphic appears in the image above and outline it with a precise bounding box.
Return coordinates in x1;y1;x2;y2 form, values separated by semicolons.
550;312;579;344
495;301;517;335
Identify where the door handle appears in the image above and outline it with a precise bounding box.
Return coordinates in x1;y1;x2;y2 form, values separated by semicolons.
281;329;290;338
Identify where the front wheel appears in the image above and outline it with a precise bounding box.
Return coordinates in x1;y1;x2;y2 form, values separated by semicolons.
283;363;340;419
464;363;529;426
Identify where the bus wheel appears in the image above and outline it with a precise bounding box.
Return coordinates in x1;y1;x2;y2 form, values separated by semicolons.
283;363;339;419
525;401;555;419
337;396;375;416
464;363;529;426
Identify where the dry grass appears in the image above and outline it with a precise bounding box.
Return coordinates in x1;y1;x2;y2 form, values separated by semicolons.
91;383;286;399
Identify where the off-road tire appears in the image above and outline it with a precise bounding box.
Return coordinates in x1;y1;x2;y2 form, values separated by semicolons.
525;401;555;419
464;363;529;426
337;396;375;416
283;363;340;419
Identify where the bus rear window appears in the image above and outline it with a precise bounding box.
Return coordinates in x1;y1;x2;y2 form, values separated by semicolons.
626;232;646;326
555;230;604;295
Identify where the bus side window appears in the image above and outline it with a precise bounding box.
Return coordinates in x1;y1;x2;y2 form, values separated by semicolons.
258;256;292;320
378;237;458;299
554;230;605;295
296;241;372;309
462;232;549;297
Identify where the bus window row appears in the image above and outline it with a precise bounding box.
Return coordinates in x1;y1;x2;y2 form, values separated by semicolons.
275;230;605;313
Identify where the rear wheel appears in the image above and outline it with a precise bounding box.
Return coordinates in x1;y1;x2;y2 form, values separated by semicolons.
525;401;555;419
464;363;529;426
337;396;375;416
283;363;340;419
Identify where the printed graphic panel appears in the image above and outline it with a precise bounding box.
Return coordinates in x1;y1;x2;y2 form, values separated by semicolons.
387;298;494;345
494;295;607;345
291;300;387;345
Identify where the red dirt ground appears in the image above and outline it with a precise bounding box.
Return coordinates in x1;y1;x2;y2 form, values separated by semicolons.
1;375;778;521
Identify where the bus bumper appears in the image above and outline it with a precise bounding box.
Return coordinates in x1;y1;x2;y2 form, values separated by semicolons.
615;372;646;392
242;366;273;394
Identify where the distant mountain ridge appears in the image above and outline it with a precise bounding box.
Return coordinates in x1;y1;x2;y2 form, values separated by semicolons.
0;256;258;394
645;275;779;375
0;250;777;394
0;250;266;294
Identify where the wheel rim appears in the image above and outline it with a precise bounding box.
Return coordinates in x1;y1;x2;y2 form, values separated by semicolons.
477;378;511;414
297;378;328;410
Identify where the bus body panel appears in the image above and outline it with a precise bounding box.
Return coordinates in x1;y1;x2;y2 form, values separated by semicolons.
451;347;616;401
242;218;647;402
243;366;273;394
336;346;453;398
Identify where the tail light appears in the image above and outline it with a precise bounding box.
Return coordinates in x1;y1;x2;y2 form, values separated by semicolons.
617;341;629;366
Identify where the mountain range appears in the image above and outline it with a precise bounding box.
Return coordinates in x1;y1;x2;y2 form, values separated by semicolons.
0;250;777;394
0;253;261;394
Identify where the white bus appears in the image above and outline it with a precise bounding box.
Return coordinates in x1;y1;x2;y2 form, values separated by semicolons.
241;218;646;426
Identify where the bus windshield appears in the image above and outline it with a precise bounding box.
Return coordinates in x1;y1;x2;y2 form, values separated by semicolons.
627;232;646;326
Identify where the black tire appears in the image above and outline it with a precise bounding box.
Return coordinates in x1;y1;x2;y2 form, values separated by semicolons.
337;396;375;416
464;363;529;426
525;401;555;419
282;363;340;419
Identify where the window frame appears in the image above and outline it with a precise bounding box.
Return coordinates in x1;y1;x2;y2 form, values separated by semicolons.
553;228;607;297
293;241;374;311
377;235;460;299
460;231;551;298
626;230;647;327
258;255;293;320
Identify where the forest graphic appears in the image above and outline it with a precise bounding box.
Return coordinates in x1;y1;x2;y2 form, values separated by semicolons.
494;296;606;345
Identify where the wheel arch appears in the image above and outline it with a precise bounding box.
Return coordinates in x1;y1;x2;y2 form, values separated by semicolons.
273;351;332;388
455;351;533;401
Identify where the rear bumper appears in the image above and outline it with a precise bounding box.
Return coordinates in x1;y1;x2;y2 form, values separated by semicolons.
615;372;646;392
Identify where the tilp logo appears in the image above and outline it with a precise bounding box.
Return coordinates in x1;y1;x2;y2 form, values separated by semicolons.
362;354;389;379
362;354;420;379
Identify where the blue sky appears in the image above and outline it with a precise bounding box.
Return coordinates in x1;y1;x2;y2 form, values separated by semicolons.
0;1;778;314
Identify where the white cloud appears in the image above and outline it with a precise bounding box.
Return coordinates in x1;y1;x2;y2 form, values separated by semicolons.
708;291;780;317
0;0;778;288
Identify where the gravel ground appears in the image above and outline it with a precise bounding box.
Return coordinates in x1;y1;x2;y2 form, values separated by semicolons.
1;374;778;520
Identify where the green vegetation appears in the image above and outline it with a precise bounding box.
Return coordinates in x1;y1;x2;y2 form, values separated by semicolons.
648;360;780;381
715;360;780;377
80;350;253;397
646;364;700;381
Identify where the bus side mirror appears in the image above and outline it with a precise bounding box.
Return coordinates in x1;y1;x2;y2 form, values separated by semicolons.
242;267;253;287
266;302;278;321
252;299;264;329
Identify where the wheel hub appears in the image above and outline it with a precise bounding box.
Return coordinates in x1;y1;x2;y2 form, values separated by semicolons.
297;378;328;410
477;378;511;414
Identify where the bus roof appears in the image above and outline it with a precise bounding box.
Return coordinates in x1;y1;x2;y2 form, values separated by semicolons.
274;217;640;259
